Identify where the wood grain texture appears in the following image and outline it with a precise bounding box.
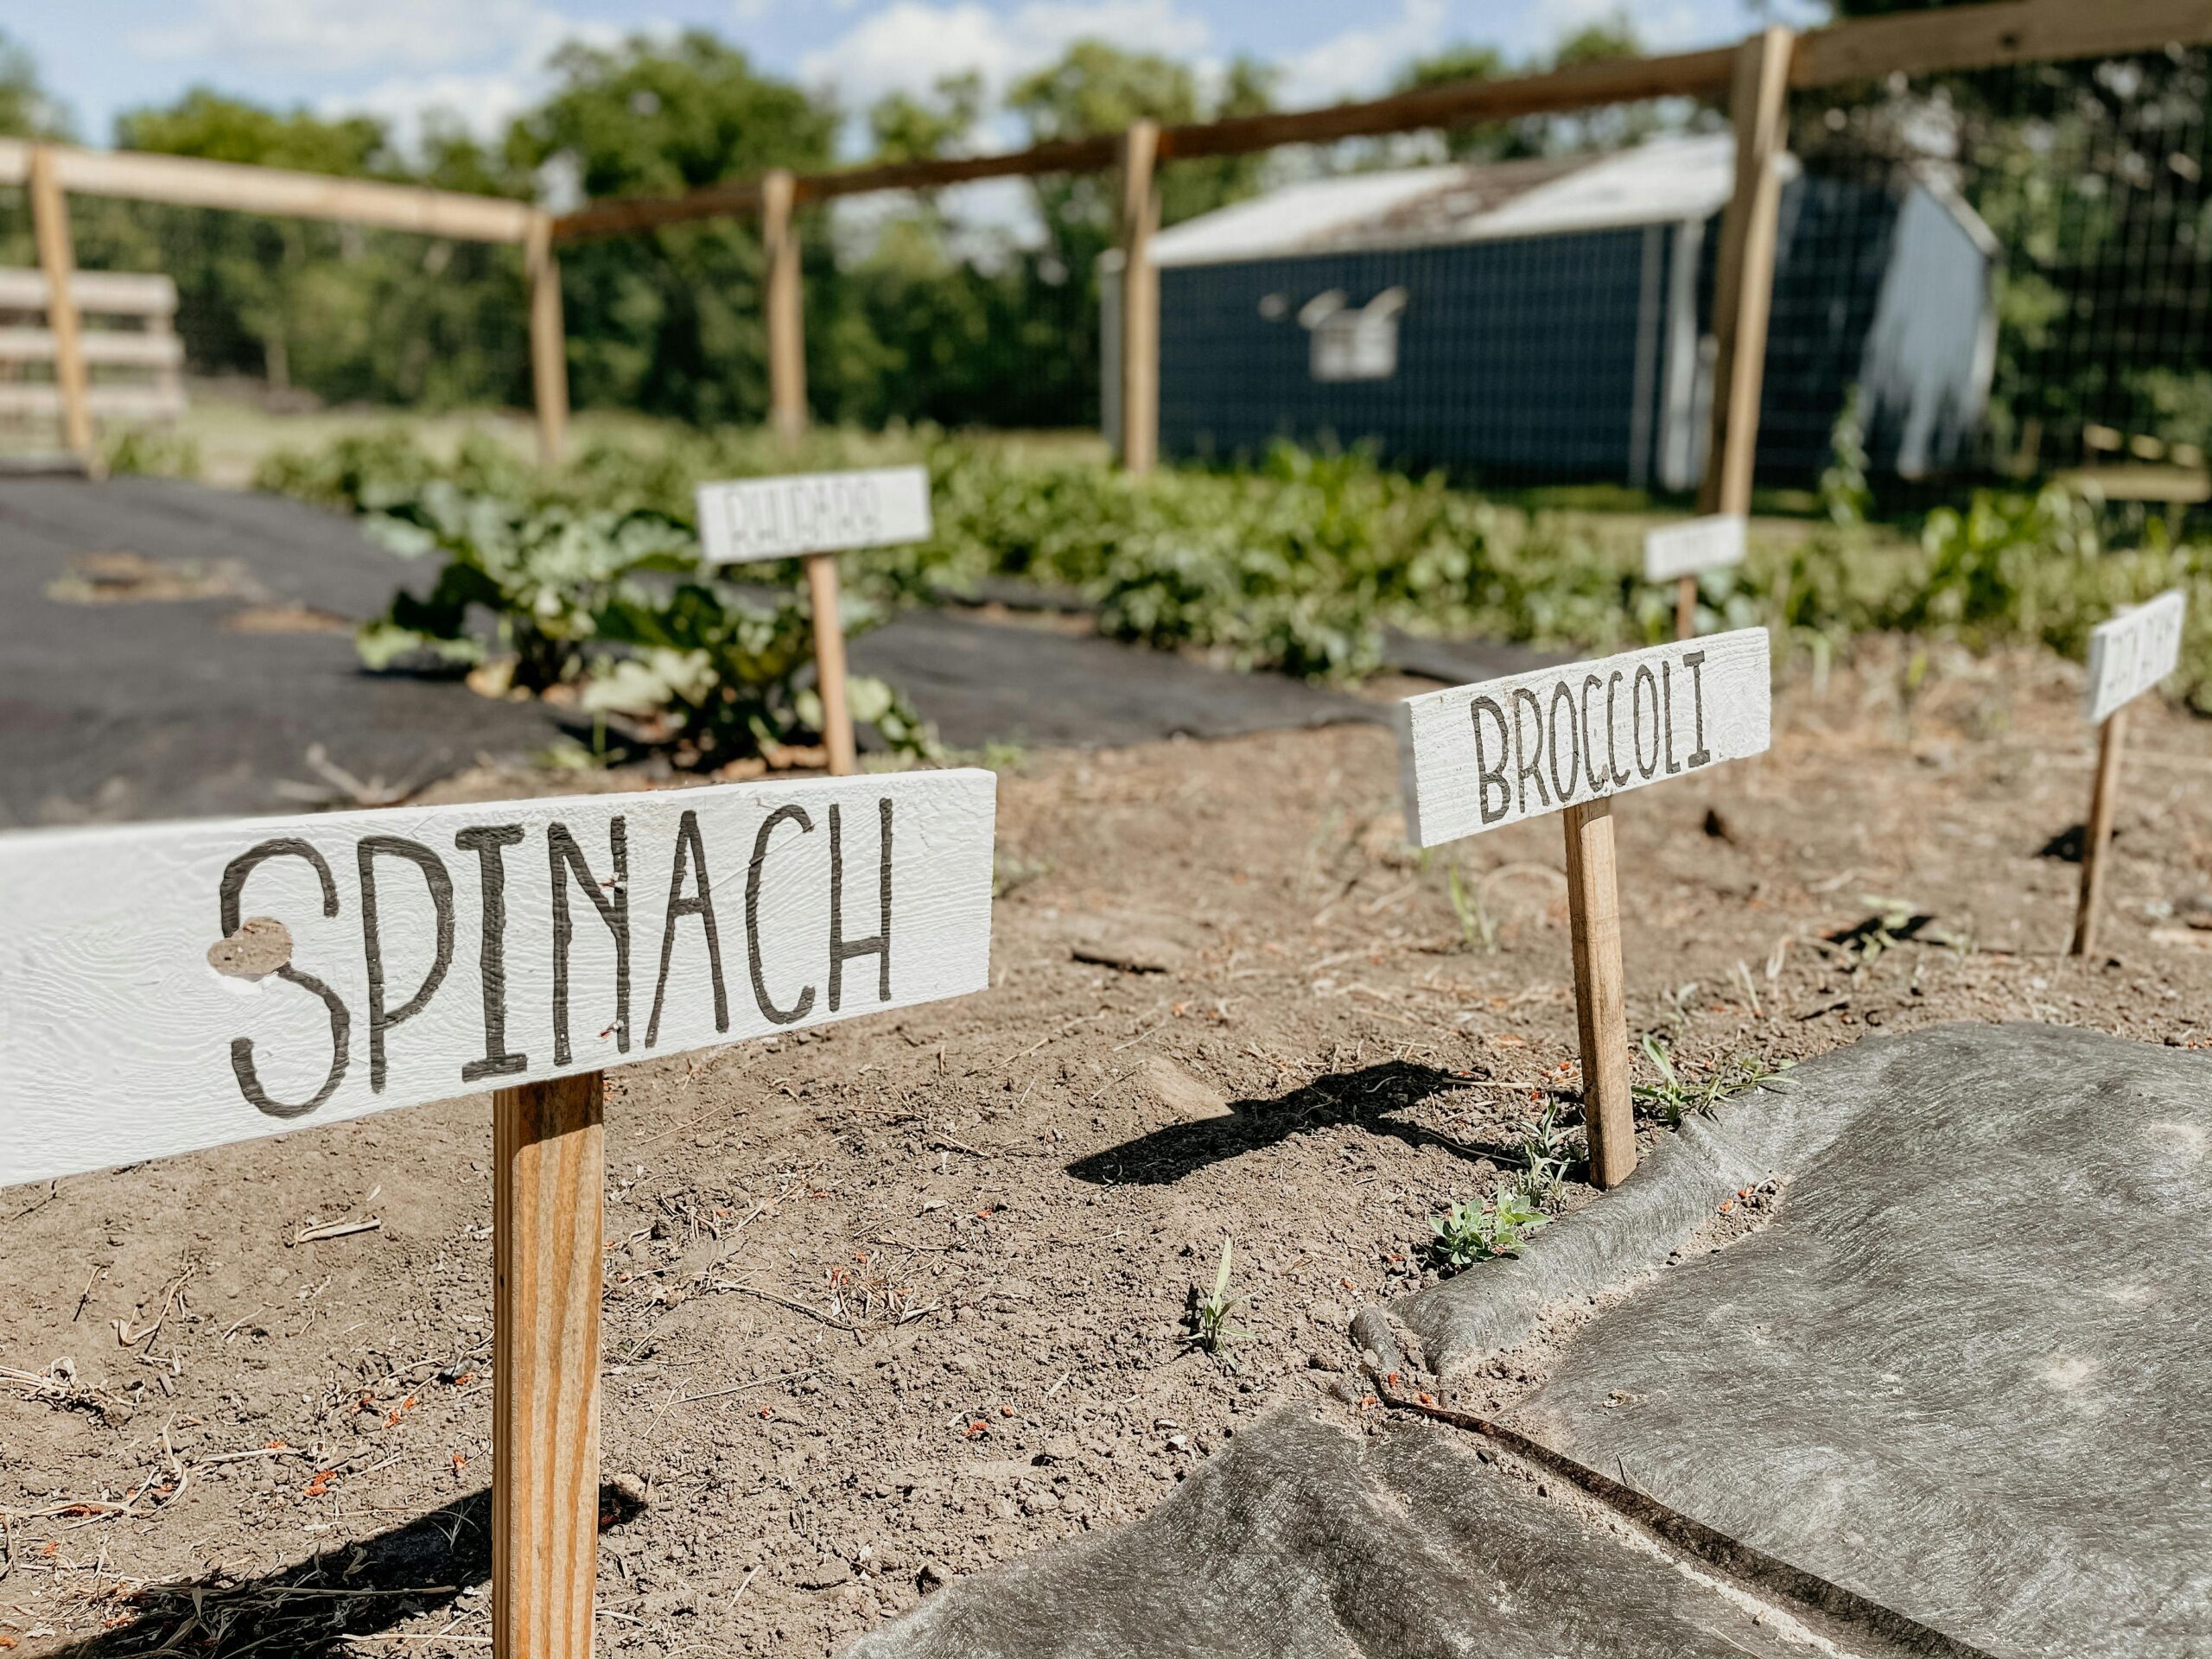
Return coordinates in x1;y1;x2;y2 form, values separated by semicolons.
764;169;806;446
42;143;533;241
1699;29;1794;521
1117;121;1161;475
1563;800;1637;1189
2083;588;2187;724
695;467;932;565
526;211;569;468
28;146;94;466
2070;704;2128;958
493;1071;604;1659
0;771;995;1188
807;552;858;778
1395;629;1772;848
1794;0;2212;88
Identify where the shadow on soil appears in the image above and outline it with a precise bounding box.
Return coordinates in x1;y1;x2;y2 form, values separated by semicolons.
33;1483;645;1656
1066;1060;1525;1186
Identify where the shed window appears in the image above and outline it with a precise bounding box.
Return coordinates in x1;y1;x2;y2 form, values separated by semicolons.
1302;287;1408;382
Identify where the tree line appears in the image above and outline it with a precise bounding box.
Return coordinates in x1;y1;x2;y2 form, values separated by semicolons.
0;21;1654;431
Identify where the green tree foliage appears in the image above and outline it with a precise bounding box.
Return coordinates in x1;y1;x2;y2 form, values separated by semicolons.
507;31;837;425
0;25;68;140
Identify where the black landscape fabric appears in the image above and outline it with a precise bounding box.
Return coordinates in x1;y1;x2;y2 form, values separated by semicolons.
0;478;1378;826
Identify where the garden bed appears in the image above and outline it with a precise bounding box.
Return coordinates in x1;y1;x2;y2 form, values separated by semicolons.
1;641;2208;1656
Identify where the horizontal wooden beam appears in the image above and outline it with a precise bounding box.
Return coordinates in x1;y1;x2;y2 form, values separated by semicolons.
1794;0;2212;86
0;326;185;368
0;138;532;243
553;49;1736;242
0;267;178;315
0;382;187;420
550;0;2212;244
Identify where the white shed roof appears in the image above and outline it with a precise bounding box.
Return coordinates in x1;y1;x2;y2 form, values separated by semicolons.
1154;132;1794;268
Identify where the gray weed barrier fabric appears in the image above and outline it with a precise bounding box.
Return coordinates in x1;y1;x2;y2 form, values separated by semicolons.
857;1027;2206;1659
1369;1022;2211;1659
849;1407;1847;1659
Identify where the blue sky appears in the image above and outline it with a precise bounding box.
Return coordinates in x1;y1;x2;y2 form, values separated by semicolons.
14;0;1815;156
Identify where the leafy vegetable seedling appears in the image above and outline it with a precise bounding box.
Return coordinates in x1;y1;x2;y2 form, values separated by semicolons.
1429;1189;1548;1271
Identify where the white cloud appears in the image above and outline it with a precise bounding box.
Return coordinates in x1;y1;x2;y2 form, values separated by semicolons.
129;0;565;75
1275;0;1446;107
798;0;1211;113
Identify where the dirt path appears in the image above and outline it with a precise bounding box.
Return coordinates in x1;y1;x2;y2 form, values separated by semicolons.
3;641;2208;1657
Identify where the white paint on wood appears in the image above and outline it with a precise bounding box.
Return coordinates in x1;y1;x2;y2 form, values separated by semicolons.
696;467;932;565
0;772;996;1188
1643;512;1746;583
0;267;180;315
1396;628;1771;847
2084;588;2187;724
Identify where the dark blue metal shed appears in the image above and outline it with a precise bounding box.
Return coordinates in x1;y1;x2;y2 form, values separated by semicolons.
1103;134;1996;488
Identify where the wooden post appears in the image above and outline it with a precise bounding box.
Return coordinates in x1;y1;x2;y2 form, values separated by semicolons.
28;144;98;472
805;552;857;775
1696;27;1795;519
1562;798;1637;1188
1116;120;1160;475
763;169;806;448
526;211;570;468
1675;575;1698;640
493;1071;605;1659
2069;705;2126;958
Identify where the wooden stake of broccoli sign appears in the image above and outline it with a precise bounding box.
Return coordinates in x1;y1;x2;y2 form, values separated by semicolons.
1396;628;1772;1188
2071;588;2186;957
0;771;995;1659
696;466;934;777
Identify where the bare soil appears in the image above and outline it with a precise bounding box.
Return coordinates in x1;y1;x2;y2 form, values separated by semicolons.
3;640;2209;1658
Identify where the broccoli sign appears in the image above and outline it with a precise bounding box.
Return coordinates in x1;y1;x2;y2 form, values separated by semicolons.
1397;629;1771;1186
0;769;995;1659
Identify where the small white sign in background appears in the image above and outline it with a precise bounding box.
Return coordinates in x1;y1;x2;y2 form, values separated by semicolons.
2084;588;2187;724
0;772;995;1187
696;465;933;566
1643;513;1747;584
1397;628;1772;847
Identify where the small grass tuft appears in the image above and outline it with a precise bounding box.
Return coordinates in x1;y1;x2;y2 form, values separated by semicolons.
1634;1036;1796;1128
1184;1238;1252;1364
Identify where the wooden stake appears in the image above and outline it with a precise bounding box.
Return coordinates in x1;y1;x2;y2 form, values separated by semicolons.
28;144;97;472
762;169;806;448
494;1071;605;1659
526;210;570;468
1675;573;1698;640
805;551;856;776
1116;120;1160;475
2069;704;2126;958
1697;27;1794;519
1562;798;1637;1189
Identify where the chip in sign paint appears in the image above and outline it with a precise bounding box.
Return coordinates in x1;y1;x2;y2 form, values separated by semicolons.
2083;588;2186;724
696;465;932;565
1643;513;1747;584
0;771;995;1187
1396;628;1772;847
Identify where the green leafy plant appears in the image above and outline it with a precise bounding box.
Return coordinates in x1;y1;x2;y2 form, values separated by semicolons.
352;479;936;769
1635;1036;1796;1128
1184;1238;1251;1360
1428;1187;1548;1270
